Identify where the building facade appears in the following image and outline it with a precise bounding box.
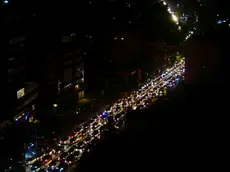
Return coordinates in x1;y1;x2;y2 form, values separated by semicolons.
7;36;38;123
35;33;85;118
58;34;85;100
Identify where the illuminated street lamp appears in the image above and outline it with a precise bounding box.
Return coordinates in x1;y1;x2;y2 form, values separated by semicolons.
172;14;179;24
53;104;58;108
53;104;58;113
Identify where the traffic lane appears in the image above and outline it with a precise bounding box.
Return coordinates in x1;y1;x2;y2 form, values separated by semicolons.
33;65;179;167
36;123;101;170
27;59;185;170
71;84;144;133
39;139;86;171
32;85;178;170
50;99;106;142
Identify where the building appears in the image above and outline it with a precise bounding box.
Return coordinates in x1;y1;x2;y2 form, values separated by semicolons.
58;34;84;101
35;32;84;118
7;36;38;123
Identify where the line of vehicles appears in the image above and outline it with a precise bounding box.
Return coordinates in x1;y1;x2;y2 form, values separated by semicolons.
27;59;185;172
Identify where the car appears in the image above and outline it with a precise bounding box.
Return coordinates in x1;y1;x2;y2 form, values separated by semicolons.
59;136;69;145
57;162;69;172
69;131;77;139
42;155;52;164
105;106;112;113
59;152;69;161
89;118;96;124
65;154;75;165
73;127;82;134
68;146;77;154
84;137;92;144
48;160;59;170
77;132;86;139
55;145;64;154
69;137;77;144
30;161;43;171
76;141;84;149
92;130;99;136
72;150;81;159
139;104;145;109
115;113;124;121
92;122;99;129
100;125;109;133
82;123;89;129
43;147;54;155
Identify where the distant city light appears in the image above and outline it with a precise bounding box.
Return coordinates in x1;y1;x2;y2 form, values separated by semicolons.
217;19;228;24
3;0;8;4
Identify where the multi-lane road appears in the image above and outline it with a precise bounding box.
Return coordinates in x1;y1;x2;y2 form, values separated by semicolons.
26;58;185;172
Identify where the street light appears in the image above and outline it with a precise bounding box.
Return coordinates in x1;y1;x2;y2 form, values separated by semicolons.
172;14;179;24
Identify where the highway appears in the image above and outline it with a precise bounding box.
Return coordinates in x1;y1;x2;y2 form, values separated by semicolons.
26;58;185;172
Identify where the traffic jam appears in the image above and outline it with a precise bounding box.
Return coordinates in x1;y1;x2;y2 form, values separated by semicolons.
27;58;185;172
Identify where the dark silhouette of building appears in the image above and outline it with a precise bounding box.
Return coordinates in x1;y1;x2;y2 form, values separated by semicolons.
6;35;38;123
184;36;221;85
183;29;229;130
0;5;39;125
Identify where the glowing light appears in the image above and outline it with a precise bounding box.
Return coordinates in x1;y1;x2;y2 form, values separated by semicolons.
3;0;8;4
172;14;179;23
24;58;185;169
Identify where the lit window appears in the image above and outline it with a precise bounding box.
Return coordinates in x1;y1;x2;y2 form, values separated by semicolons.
17;88;25;99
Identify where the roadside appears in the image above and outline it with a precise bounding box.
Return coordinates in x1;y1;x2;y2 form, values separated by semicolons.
52;82;139;138
39;74;147;142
